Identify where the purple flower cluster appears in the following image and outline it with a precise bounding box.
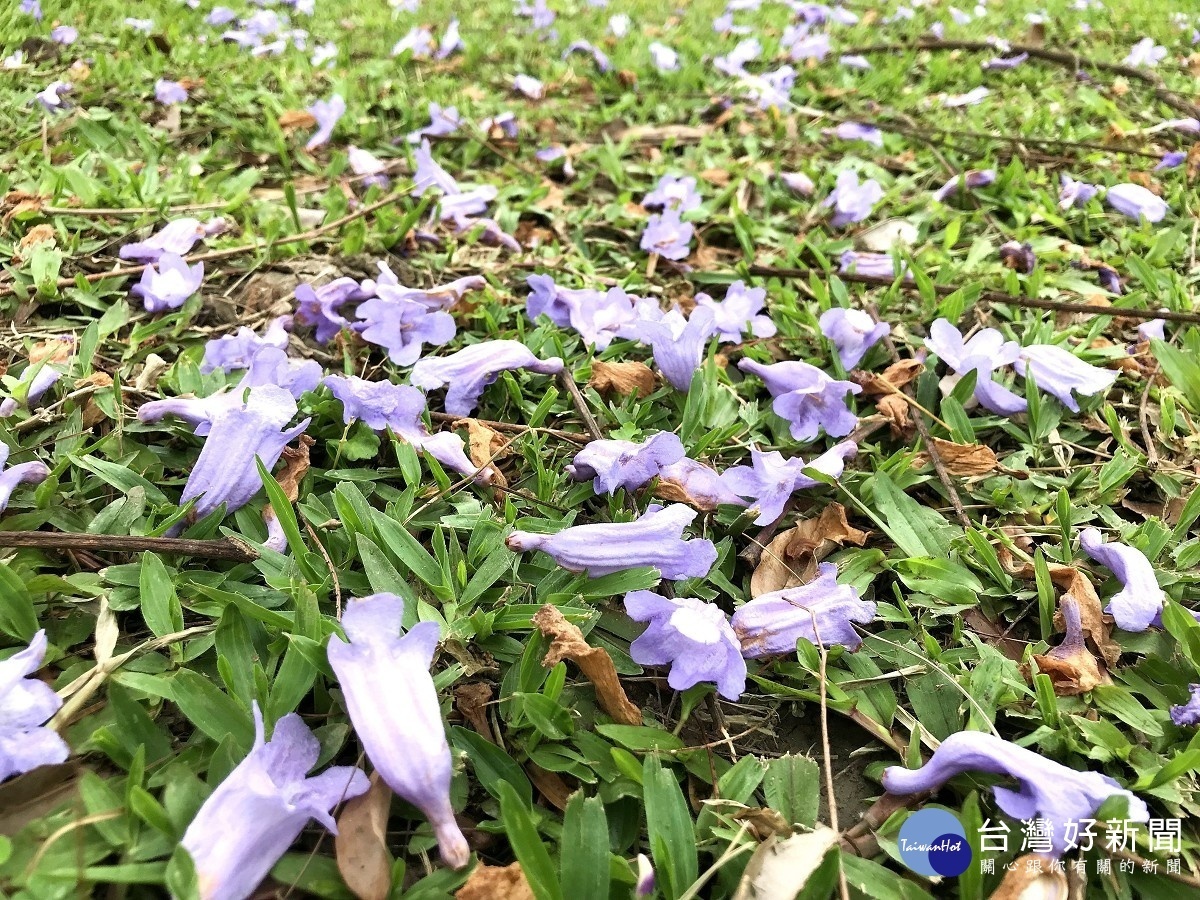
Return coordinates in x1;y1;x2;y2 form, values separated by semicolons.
567;432;685;494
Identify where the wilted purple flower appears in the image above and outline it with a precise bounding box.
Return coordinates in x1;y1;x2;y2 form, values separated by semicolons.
695;281;776;343
451;215;520;251
733;561;875;653
567;432;686;495
516;0;555;31
355;295;456;365
411;140;458;194
999;241;1036;274
1107;183;1169;222
1015;344;1116;412
182;703;369;900
201;317;292;374
737;358;862;442
327;594;470;869
311;42;338;67
508;504;717;580
478;112;518;140
19;0;42;19
1161;117;1200;134
392;26;434;58
1137;318;1166;342
155;79;188;105
881;731;1148;856
1124;38;1167;67
839;250;909;281
1095;265;1123;294
348;146;389;188
933;169;996;202
1170;685;1200;727
657;458;748;511
643;175;702;213
526;275;596;328
50;26;78;45
982;52;1028;69
0;630;69;782
779;171;815;196
924;318;1027;415
722;442;857;524
435;19;463;59
822;171;884;228
649;42;679;71
562;40;611;73
714;37;761;75
410;341;564;415
788;32;831;61
0;339;71;418
525;278;644;350
513;74;544;99
305;94;345;150
378;276;487;312
641;210;694;260
639;308;717;390
240;347;322;398
1059;174;1100;209
819;308;890;369
942;86;990;107
1155;151;1187;171
120;217;221;262
1079;528;1166;632
293;278;359;343
34;81;72;112
745;64;796;110
132;253;204;312
624;592;746;700
0;443;49;514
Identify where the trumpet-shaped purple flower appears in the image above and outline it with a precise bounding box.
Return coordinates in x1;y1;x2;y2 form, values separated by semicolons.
1138;318;1166;342
182;703;369;900
51;25;78;44
744;64;795;110
450;215;520;251
624;592;746;700
355;295;456;365
881;731;1148;856
1014;344;1116;412
567;432;686;495
723;442;857;525
19;0;42;20
737;358;862;442
435;19;463;59
0;343;70;418
34;81;72;112
780;171;815;196
132;253;204;312
999;241;1036;274
1096;265;1123;294
406;102;462;143
649;42;678;71
839;250;910;281
1106;183;1168;222
201;317;292;373
305;94;345;151
377;276;487;312
819;308;890;369
825;122;883;147
1124;38;1166;67
732;562;875;654
1170;685;1200;727
120;217;223;262
695;282;776;343
982;52;1028;69
639;308;718;390
410;341;563;415
155;79;188;104
924;319;1027;415
327;594;469;869
657;458;748;511
1;630;69;782
1079;528;1165;632
513;74;544;99
933;169;996;202
348;146;389;187
640;210;694;260
239;348;323;398
636;855;655;897
822;171;883;228
714;37;761;75
942;86;989;107
506;503;717;580
562;40;611;72
478;112;518;140
1156;151;1187;171
1058;174;1100;210
643;175;702;213
526;275;597;328
788;32;830;61
294;278;360;343
311;41;338;67
392;26;434;58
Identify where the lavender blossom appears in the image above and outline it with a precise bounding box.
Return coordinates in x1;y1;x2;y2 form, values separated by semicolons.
639;308;718;391
744;65;795;110
51;26;78;45
1170;685;1200;727
924;318;1027;415
1124;38;1167;67
819;308;890;369
624;592;746;700
839;55;872;70
348;147;389;187
1155;151;1187;171
640;210;694;260
506;503;717;580
155;79;188;104
1106;183;1169;222
982;52;1028;69
294;278;360;343
0;343;70;418
478;112;518;140
239;348;322;398
942;86;990;107
657;458;748;511
825;122;883;147
124;17;154;32
526;275;597;328
694;282;776;343
999;241;1036;274
182;704;369;900
392;26;434;58
355;295;456;365
642;175;702;213
1;631;69;782
722;442;857;524
377;276;487;312
120;217;220;262
822;171;884;228
562;40;611;73
567;432;686;495
714;37;760;75
1137;318;1166;342
1096;265;1123;294
839;250;909;280
19;0;42;19
737;358;862;442
410;341;564;415
305;94;346;151
327;594;469;868
1059;174;1100;210
311;42;338;67
610;14;631;37
1014;344;1117;412
513;74;544;99
933;169;996;202
132;253;204;312
788;32;831;61
881;731;1148;856
779;171;815;196
1079;528;1166;632
201;317;292;373
649;42;679;71
435;19;463;59
732;561;876;654
636;855;656;897
34;81;72;112
450;215;520;251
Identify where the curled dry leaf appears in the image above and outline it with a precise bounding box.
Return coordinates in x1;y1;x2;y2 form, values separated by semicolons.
854;358;924;398
1031;595;1110;696
76;373;115;429
14;224;56;262
2;190;47;225
263;434;313;534
531;604;641;726
456;862;536;900
731;805;792;841
588;359;657;399
986;854;1067;900
458;418;509;488
30;338;74;365
526;763;572;811
963;609;1025;661
335;772;394;900
733;826;838;900
278;109;318;131
750;503;868;596
455;682;495;742
876;393;911;436
913;437;998;476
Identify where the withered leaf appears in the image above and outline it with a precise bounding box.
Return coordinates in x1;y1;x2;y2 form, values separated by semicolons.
455;682;495;742
458;418;509;487
588;360;656;398
531;604;641;725
1031;595;1110;696
963;609;1024;661
876;393;910;435
335;772;393;900
913;437;998;476
263;434;313;533
750;503;868;596
456;862;536;900
15;224;56;262
278;109;317;130
854;358;924;398
526;763;572;811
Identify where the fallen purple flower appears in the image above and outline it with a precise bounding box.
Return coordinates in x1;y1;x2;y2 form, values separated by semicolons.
1;630;69;782
355;295;456;366
779;171;815;196
1015;344;1116;412
640;210;694;260
643;175;702;213
392;26;434;58
636;855;656;898
695;281;776;343
839;250;909;280
1106;183;1168;222
714;37;761;75
610;14;631;37
822;170;884;228
1137;318;1166;342
376;275;487;312
744;64;795;110
0;443;50;514
566;432;686;495
1171;685;1200;727
639;308;718;390
840;54;872;69
1096;265;1123;294
34;81;72;112
625;592;746;700
405;103;462;145
941;86;990;107
827;122;882;146
305;94;345;150
119;217;221;262
479;112;518;139
1124;37;1167;68
657;458;748;510
410;341;563;415
513;74;544;99
451;215;521;251
132;253;204;312
999;241;1036;274
933;169;996;202
1079;528;1166;632
311;42;338;67
924;318;1027;415
722;442;857;524
155;79;187;105
737;358;862;442
649;42;678;71
201;316;292;373
819;308;890;369
562;40;611;73
982;52;1028;69
435;19;462;59
239;347;322;398
348;146;389;188
51;25;78;45
19;0;42;19
294;278;360;343
788;32;831;61
1155;151;1187;171
732;561;876;653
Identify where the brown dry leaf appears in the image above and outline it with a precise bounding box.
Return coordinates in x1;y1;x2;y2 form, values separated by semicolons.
532;604;641;725
1128;171;1156;191
913;437;998;476
76;373;114;429
750;503;868;596
459;418;509;488
987;854;1067;900
335;772;394;900
588;360;656;398
1122;495;1187;525
263;434;313;534
527;763;572;811
700;167;733;187
455;682;495;742
1189;53;1200;77
732;806;792;841
456;862;536;900
278;109;317;130
1188;143;1200;181
616;123;712;144
1111;78;1130;97
854;358;924;398
963;609;1025;661
617;69;638;87
2;190;47;225
1033;595;1110;696
14;224;56;262
30;338;74;365
877;393;910;435
68;60;91;81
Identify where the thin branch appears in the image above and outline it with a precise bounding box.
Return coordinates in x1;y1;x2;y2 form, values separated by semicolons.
427;411;591;444
0;531;258;562
558;369;605;442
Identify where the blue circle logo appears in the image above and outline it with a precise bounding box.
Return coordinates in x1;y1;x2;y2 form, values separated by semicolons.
897;809;972;877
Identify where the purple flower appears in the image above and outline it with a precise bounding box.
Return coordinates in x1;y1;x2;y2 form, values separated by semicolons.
155;79;188;105
132;253;204;312
305;94;346;151
839;250;909;280
942;86;989;107
949;5;973;24
1;630;69;782
1079;528;1166;632
50;26;78;45
1170;685;1200;727
737;358;862;442
1138;318;1166;342
714;37;760;75
839;55;872;70
355;295;456;365
526;275;596;328
639;308;718;391
694;281;776;343
745;65;795;110
410;341;564;415
924;318;1027;415
779;171;815;196
649;42;678;71
567;432;686;495
392;26;434;58
516;0;555;31
825;122;883;147
643;175;702;213
311;42;338;67
1155;151;1187;171
323;376;486;479
1014;344;1117;412
1059;174;1100;210
182;704;369;900
0;343;70;418
125;17;154;33
819;308;890;369
506;503;717;580
479;112;518;140
239;347;322;398
294;278;360;343
562;40;611;73
822;171;884;228
380;276;487;311
881;731;1148;856
732;561;875;654
1162;117;1200;134
1124;38;1167;68
1106;183;1169;222
982;52;1028;69
1096;265;1123;294
722;442;857;525
657;458;748;510
788;32;830;61
636;855;656;897
640;210;694;260
450;215;520;251
119;217;221;262
34;81;72;112
201;317;292;373
624;592;746;700
412;139;460;195
999;241;1036;274
348;146;389;187
435;19;463;59
933;169;997;202
19;0;42;20
513;75;544;99
327;594;470;868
